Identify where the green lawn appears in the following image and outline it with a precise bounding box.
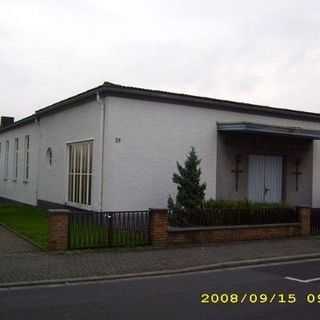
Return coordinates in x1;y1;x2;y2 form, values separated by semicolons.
0;202;48;249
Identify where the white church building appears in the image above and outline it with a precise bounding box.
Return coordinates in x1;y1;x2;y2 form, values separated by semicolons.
1;81;320;211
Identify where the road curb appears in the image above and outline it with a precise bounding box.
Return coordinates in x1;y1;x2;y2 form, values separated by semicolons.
2;252;320;289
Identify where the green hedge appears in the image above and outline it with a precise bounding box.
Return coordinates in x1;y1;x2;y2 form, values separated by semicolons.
203;199;290;209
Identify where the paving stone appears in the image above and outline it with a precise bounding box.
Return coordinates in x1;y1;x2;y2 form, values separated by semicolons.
0;237;320;284
0;226;40;255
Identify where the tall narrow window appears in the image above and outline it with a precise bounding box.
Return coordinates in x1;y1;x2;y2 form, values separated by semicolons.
4;140;9;179
13;138;19;180
68;141;93;206
24;135;30;181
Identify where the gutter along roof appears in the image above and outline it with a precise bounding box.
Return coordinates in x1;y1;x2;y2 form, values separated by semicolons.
2;81;320;133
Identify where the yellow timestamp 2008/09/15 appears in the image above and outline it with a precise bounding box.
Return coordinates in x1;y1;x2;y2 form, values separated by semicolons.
200;293;320;305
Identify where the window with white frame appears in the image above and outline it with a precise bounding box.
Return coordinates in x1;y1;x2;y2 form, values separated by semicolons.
24;135;30;181
68;141;93;206
13;138;19;180
4;140;9;179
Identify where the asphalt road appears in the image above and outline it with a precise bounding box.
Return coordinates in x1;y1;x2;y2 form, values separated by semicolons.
2;259;320;320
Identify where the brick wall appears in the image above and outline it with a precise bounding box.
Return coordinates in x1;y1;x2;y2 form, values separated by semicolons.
299;206;311;235
149;209;168;247
150;207;311;247
168;223;301;245
47;207;311;250
48;209;70;251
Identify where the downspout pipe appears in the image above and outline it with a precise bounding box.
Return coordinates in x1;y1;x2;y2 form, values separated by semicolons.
35;117;41;205
96;90;106;212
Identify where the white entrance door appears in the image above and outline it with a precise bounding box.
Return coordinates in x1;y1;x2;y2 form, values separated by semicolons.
248;155;283;203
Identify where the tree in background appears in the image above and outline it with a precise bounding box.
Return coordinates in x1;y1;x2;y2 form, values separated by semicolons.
169;147;206;209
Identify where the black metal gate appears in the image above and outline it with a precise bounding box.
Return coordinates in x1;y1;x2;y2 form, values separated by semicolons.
311;209;320;235
68;210;150;249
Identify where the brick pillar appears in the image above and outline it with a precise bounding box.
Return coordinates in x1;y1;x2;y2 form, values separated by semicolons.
48;209;70;251
297;206;311;236
149;209;168;247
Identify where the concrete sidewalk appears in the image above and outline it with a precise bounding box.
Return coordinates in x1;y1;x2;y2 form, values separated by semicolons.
1;237;320;286
0;226;40;255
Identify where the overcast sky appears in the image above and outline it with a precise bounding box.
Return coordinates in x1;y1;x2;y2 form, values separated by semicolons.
1;0;320;120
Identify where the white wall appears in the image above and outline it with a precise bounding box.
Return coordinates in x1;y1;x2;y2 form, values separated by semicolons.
0;121;38;205
2;94;320;210
103;97;320;210
37;99;102;211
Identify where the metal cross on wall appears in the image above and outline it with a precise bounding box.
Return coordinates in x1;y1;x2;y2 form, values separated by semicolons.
231;155;243;192
292;159;302;191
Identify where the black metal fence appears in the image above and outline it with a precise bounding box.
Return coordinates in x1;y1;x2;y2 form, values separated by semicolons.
169;207;298;227
311;209;320;235
68;210;150;249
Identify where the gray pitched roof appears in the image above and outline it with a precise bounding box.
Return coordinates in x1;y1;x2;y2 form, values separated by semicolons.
2;81;320;133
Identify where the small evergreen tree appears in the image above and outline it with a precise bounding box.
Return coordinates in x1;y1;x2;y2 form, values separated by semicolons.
170;147;206;209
